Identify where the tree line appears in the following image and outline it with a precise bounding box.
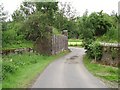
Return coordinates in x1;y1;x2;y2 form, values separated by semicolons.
1;1;119;50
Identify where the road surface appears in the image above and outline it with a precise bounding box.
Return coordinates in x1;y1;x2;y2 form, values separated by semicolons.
31;47;107;88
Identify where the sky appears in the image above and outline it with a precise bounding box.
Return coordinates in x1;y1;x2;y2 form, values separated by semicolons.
0;0;120;17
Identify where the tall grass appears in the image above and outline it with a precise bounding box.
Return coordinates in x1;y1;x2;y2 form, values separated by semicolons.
83;55;118;83
2;51;68;88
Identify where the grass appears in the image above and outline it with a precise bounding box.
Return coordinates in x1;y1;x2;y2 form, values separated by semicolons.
2;41;33;50
68;42;82;46
68;39;82;42
68;39;83;47
2;51;69;88
83;55;118;85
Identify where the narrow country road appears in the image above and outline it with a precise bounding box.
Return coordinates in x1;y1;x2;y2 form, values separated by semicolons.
31;47;107;88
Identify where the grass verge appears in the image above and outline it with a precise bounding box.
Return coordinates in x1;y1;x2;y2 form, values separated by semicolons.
68;39;82;42
2;51;69;88
83;55;118;88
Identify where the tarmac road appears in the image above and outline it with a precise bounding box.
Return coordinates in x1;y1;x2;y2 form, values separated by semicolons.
31;47;107;88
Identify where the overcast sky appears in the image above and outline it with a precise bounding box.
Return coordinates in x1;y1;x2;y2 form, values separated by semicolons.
0;0;120;17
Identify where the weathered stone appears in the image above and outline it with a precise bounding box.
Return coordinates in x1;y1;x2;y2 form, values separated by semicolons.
100;43;119;67
34;29;68;55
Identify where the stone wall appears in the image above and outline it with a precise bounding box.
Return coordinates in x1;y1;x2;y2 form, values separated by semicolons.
34;37;52;55
1;48;33;55
51;35;68;55
34;30;68;55
100;42;120;66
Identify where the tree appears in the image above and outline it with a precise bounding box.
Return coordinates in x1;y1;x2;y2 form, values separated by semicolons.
0;4;8;32
54;2;78;38
11;2;59;41
88;11;112;36
20;11;52;41
12;2;35;21
77;13;94;40
53;12;68;30
12;10;24;22
35;2;58;25
0;3;8;22
59;2;77;19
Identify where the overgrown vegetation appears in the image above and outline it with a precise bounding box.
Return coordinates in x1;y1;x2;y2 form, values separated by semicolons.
77;10;119;60
97;27;118;43
2;51;68;88
83;55;118;87
1;2;119;50
1;1;119;88
85;41;102;61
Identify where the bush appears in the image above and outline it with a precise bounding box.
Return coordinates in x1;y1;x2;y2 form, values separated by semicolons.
86;41;102;61
2;53;43;80
105;27;118;42
2;61;16;79
2;29;16;45
2;22;25;48
83;38;94;50
97;27;118;43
